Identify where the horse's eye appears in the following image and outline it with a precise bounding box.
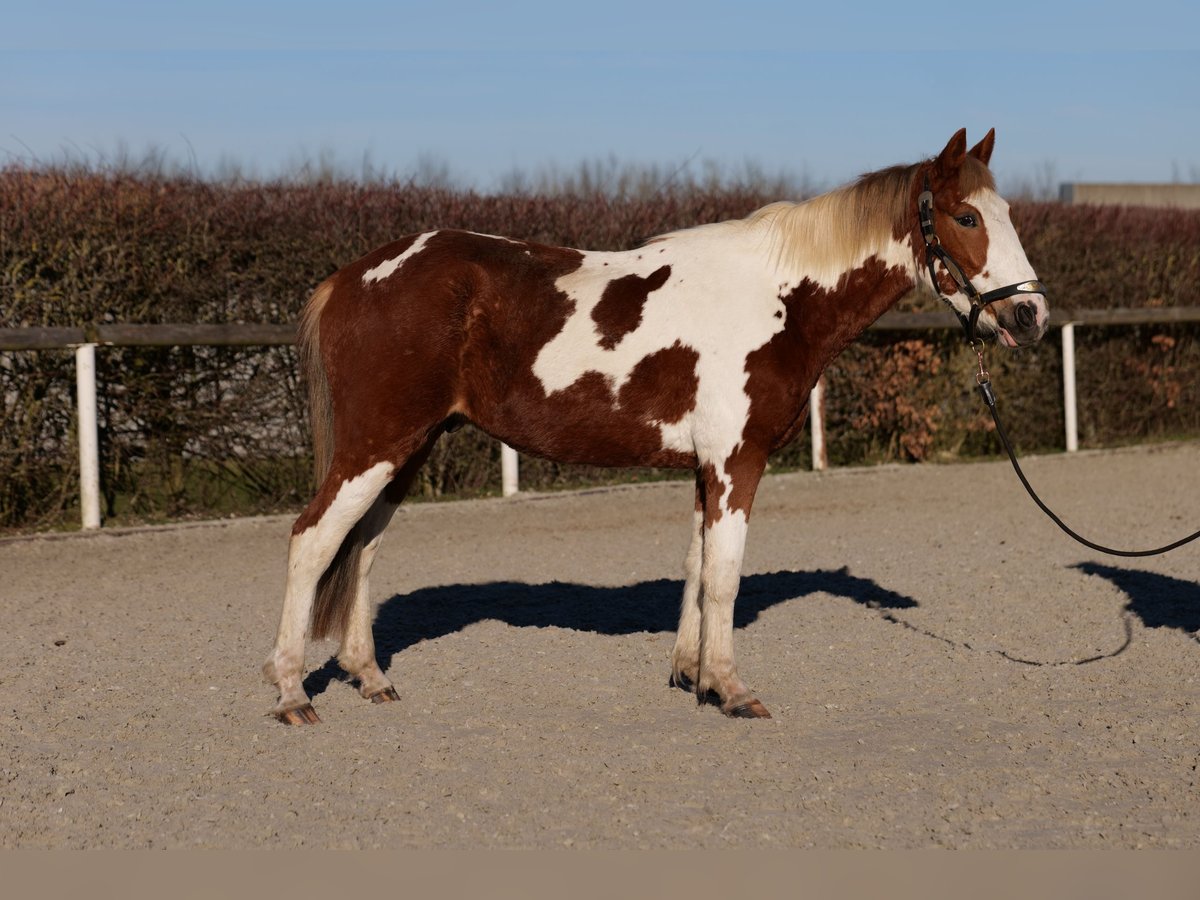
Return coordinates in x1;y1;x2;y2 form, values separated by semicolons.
955;214;978;228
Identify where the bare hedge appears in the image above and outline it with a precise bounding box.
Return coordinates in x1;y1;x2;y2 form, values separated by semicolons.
1;166;1198;530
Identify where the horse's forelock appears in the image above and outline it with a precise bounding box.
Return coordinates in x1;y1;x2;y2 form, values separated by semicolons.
958;155;997;197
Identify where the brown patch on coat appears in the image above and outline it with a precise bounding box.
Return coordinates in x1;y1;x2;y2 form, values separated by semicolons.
699;462;726;529
592;265;671;350
289;231;572;532
616;340;699;424
723;442;767;522
733;256;917;517
380;234;695;470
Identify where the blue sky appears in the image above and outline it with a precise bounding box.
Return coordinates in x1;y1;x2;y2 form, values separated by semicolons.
4;1;1199;192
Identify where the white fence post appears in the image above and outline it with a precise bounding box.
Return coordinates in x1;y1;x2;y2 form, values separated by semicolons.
501;443;519;496
1061;322;1079;453
74;343;102;529
809;376;828;471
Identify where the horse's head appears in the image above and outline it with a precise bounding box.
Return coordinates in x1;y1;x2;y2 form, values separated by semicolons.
917;128;1048;348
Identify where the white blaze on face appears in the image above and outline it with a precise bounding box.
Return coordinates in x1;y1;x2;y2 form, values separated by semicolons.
965;189;1049;331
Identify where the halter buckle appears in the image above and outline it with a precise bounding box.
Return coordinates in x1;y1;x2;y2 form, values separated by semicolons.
917;187;937;246
971;340;990;385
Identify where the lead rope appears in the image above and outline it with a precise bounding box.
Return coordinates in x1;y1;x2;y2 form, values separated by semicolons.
972;345;1200;557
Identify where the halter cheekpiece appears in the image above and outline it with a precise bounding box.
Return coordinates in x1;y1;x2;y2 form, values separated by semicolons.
917;175;1047;345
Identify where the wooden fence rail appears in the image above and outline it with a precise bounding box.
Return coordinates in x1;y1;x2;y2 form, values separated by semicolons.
0;323;297;350
5;308;1200;353
2;308;1198;529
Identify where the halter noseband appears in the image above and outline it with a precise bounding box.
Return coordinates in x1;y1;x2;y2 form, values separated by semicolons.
917;175;1047;344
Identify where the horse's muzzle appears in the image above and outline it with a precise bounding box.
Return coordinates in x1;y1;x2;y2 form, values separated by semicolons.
993;298;1049;348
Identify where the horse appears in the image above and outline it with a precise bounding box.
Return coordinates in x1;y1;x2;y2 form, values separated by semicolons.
263;128;1049;724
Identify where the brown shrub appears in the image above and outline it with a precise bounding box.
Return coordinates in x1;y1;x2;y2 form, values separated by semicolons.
1;165;1198;530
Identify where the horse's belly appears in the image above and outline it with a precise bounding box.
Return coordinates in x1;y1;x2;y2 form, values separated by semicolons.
471;372;698;469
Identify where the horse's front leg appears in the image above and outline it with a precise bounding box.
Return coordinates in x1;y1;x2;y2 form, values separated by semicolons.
696;458;771;719
671;468;711;690
670;501;705;691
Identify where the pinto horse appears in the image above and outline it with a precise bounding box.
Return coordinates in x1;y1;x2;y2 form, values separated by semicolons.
264;128;1049;724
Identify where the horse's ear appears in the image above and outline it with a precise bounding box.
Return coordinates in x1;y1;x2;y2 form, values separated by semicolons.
934;128;968;175
968;128;996;166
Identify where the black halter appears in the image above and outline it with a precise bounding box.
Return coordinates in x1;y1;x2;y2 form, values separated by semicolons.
917;176;1047;344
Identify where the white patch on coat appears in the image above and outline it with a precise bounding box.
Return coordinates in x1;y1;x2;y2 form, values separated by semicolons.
471;232;525;245
291;461;395;542
362;232;436;285
532;226;775;467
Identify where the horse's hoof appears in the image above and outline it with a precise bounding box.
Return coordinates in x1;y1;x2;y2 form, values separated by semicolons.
369;686;400;704
724;698;772;719
274;704;321;725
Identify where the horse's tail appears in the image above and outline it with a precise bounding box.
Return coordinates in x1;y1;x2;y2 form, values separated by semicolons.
299;279;363;642
300;279;335;482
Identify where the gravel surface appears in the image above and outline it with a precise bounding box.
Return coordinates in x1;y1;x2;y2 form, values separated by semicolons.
2;443;1198;848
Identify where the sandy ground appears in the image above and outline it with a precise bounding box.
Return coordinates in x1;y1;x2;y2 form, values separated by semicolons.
2;443;1198;849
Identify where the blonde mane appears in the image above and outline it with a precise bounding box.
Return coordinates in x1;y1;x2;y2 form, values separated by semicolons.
743;157;995;280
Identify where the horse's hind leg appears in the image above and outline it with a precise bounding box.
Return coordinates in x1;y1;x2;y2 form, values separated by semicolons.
335;493;400;702
335;440;437;704
263;460;396;723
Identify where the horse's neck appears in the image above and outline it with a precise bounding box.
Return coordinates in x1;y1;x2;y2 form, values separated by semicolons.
782;244;921;373
841;251;919;332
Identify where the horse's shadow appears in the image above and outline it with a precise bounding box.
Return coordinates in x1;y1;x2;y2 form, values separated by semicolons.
303;567;918;696
1073;562;1200;639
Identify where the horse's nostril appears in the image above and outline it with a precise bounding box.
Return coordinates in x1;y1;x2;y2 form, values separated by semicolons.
1014;302;1037;330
